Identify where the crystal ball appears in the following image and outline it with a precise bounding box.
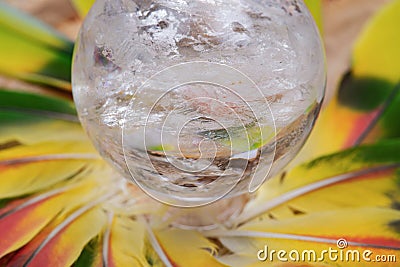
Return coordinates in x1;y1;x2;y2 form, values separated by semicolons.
72;0;326;207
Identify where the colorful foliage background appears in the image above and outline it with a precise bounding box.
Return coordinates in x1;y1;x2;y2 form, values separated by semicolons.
0;0;399;266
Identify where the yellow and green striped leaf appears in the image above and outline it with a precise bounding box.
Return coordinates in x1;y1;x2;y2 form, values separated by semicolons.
0;89;88;145
0;3;73;90
239;140;400;223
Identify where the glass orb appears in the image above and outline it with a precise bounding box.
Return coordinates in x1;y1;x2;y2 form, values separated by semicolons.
72;0;326;207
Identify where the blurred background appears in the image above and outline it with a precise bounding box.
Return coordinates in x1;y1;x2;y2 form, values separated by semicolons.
0;0;391;104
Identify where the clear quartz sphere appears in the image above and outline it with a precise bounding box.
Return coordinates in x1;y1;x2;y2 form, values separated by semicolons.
72;0;326;207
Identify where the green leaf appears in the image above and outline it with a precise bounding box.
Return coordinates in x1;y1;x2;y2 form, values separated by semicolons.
337;72;393;111
0;90;76;115
0;89;77;124
74;237;103;267
0;90;83;145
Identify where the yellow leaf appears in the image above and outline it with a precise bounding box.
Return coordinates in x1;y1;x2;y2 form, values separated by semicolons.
0;141;97;161
0;160;90;198
107;216;149;266
353;0;400;83
71;0;96;17
155;228;228;267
